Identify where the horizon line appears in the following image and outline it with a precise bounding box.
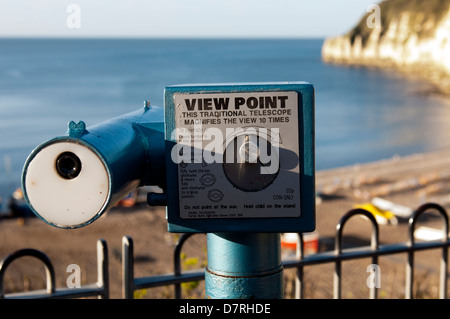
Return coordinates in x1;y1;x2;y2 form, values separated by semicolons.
0;35;329;41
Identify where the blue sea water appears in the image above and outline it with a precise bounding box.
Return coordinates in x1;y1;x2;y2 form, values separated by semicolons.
1;38;450;211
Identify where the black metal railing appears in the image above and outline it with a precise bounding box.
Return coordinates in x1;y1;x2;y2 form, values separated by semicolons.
1;202;449;299
0;239;109;299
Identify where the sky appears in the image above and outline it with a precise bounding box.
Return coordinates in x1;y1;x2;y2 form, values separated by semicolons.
0;0;381;38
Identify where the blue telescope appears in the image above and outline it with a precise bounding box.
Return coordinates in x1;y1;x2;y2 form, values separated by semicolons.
21;82;315;299
21;103;165;229
22;82;315;233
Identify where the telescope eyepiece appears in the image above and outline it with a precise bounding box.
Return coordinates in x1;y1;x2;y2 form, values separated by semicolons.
55;152;82;179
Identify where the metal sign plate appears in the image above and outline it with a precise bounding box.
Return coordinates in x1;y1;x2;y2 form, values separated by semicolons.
164;82;315;233
173;91;301;219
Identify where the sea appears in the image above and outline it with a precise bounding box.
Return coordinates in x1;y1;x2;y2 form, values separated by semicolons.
2;38;450;212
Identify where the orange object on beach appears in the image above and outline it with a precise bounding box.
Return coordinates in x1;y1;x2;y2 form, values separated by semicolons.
281;232;319;254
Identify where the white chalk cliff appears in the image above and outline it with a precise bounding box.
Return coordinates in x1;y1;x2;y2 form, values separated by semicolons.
322;0;450;93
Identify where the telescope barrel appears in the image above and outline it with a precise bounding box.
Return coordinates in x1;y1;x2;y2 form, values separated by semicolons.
21;105;165;229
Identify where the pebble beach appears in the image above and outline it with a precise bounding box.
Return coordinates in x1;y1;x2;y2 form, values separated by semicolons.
1;148;450;298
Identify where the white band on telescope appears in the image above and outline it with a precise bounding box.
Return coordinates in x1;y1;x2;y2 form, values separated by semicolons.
24;141;110;228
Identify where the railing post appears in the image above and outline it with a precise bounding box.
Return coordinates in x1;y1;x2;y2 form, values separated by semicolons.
440;240;448;299
122;236;134;299
173;233;195;299
96;239;109;299
407;203;449;299
334;208;379;299
0;249;56;298
295;233;304;299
